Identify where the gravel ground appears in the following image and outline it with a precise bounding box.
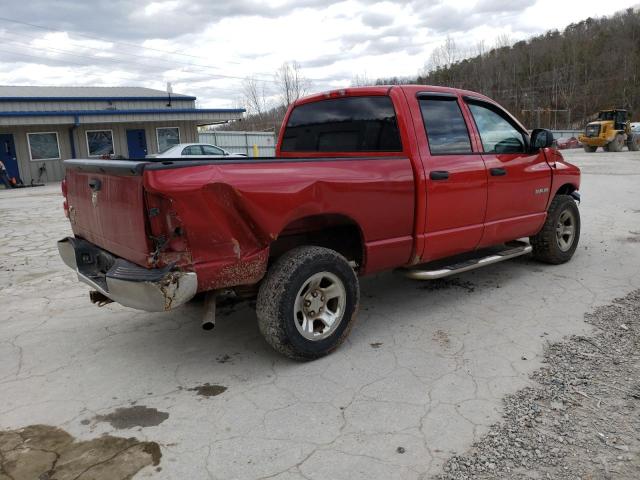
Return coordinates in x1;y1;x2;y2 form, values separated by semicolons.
439;290;640;479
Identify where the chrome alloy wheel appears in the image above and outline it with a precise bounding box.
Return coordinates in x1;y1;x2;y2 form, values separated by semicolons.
556;209;576;252
293;271;346;341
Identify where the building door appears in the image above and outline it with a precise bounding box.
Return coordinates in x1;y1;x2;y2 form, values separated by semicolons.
126;129;147;159
0;134;20;181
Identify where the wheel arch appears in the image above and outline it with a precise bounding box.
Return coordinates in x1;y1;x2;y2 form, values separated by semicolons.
269;213;366;270
554;183;578;196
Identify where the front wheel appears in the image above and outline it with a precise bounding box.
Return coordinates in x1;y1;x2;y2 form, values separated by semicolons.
530;195;580;264
583;145;597;153
607;134;624;152
257;246;359;360
628;134;640;151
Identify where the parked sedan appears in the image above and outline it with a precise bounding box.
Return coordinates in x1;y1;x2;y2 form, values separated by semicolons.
148;143;247;159
555;136;581;150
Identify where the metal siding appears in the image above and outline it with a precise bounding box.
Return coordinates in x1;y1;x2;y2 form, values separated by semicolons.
199;131;277;157
0;85;196;99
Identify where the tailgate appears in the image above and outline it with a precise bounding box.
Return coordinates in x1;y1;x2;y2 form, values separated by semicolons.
65;160;151;266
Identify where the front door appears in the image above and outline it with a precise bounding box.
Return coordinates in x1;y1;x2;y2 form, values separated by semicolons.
463;99;552;247
0;134;20;181
126;129;147;159
412;94;488;262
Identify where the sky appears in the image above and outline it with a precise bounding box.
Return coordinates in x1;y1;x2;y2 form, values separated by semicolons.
0;0;637;108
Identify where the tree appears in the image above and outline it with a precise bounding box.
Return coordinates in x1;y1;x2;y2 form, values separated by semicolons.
275;61;310;107
242;76;269;119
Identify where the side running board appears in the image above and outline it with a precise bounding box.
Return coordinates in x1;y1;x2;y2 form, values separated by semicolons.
403;241;532;280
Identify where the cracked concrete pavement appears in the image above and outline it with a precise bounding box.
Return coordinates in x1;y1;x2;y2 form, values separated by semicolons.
1;150;639;479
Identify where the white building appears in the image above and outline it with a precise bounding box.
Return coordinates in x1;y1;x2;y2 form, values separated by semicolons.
0;86;244;184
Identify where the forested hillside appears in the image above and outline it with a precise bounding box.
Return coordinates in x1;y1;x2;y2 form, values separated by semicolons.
412;8;640;129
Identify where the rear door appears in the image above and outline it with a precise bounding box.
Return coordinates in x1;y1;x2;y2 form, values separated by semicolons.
413;93;488;261
464;99;552;246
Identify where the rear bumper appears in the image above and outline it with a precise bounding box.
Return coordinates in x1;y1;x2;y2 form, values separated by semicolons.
57;237;197;312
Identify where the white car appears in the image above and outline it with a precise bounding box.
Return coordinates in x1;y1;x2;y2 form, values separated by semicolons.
149;143;247;159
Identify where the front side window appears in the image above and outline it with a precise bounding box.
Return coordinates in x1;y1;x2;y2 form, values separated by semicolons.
419;97;472;154
157;127;180;153
27;132;60;161
86;130;114;157
468;103;525;154
201;145;225;155
281;96;402;152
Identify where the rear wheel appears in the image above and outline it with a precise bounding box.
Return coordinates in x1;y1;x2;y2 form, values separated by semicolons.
583;145;597;153
628;134;640;151
257;246;359;360
530;195;580;264
607;134;624;152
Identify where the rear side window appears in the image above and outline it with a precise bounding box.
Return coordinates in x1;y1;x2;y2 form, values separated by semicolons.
182;145;202;155
281;96;402;152
419;97;472;155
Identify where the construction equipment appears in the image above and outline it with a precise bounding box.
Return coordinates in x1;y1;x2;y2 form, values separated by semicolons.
578;109;640;152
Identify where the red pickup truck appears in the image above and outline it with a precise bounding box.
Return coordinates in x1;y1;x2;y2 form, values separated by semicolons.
58;85;581;359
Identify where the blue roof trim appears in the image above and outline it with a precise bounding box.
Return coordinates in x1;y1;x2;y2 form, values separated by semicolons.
0;108;246;117
0;96;197;102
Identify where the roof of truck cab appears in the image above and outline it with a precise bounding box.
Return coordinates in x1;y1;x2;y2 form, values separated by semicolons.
293;85;494;107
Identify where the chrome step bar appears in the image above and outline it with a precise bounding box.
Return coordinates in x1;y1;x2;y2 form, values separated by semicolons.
403;241;532;280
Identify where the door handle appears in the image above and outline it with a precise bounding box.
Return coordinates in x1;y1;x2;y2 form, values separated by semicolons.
490;168;507;176
430;170;449;180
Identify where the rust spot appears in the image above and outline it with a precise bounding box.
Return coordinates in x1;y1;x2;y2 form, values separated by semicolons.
231;238;241;259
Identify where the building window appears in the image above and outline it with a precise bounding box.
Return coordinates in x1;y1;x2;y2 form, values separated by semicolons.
86;130;115;157
156;127;180;153
27;132;61;161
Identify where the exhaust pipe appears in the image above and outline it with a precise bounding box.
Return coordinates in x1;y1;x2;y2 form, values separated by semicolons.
201;291;217;331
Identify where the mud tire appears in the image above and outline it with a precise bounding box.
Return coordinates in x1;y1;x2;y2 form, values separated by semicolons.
583;145;597;153
628;134;640;151
257;246;359;360
530;195;580;265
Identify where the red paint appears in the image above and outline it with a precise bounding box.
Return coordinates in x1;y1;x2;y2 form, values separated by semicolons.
64;85;580;293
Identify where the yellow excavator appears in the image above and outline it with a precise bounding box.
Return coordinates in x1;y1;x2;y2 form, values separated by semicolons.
578;109;640;152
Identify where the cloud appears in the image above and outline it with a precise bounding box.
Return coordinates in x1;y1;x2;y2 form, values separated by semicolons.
0;0;631;108
360;11;394;27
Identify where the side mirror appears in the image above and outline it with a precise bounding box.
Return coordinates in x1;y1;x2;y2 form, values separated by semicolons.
530;128;554;151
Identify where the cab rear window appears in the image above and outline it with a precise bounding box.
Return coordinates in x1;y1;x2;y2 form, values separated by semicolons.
280;96;402;152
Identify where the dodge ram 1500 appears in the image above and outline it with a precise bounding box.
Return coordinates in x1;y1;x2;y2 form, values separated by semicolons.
58;85;581;359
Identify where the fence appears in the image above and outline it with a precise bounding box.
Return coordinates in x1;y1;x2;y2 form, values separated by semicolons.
198;131;276;157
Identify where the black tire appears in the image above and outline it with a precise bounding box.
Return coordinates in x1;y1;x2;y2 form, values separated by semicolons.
607;134;624;152
628;134;640;151
583;145;597;153
530;195;580;264
256;246;359;360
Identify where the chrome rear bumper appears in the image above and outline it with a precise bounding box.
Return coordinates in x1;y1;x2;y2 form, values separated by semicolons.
57;237;197;312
